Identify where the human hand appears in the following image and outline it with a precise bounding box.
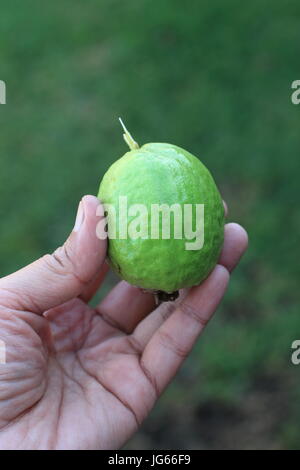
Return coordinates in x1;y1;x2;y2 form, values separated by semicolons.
0;196;248;449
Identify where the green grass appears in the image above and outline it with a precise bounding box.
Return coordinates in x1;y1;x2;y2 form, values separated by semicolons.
0;0;299;449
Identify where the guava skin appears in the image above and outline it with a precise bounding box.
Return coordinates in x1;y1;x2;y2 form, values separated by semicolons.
98;143;224;293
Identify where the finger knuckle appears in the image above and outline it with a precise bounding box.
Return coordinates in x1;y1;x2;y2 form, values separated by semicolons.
158;329;190;359
179;301;208;328
44;245;86;286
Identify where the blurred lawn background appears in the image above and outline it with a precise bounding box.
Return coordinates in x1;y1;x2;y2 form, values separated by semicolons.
0;0;299;449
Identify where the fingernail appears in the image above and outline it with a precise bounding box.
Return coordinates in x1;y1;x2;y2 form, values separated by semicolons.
73;201;85;232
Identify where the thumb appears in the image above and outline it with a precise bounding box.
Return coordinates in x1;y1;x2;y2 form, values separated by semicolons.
0;195;107;314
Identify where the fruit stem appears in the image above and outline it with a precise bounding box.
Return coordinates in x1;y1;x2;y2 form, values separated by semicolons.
119;117;139;150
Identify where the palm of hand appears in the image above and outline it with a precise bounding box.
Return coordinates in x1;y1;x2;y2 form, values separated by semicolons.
0;297;158;449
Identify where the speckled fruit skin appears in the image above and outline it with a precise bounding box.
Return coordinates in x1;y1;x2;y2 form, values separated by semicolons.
98;143;224;293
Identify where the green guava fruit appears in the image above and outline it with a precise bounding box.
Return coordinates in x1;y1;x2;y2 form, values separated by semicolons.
98;119;224;298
